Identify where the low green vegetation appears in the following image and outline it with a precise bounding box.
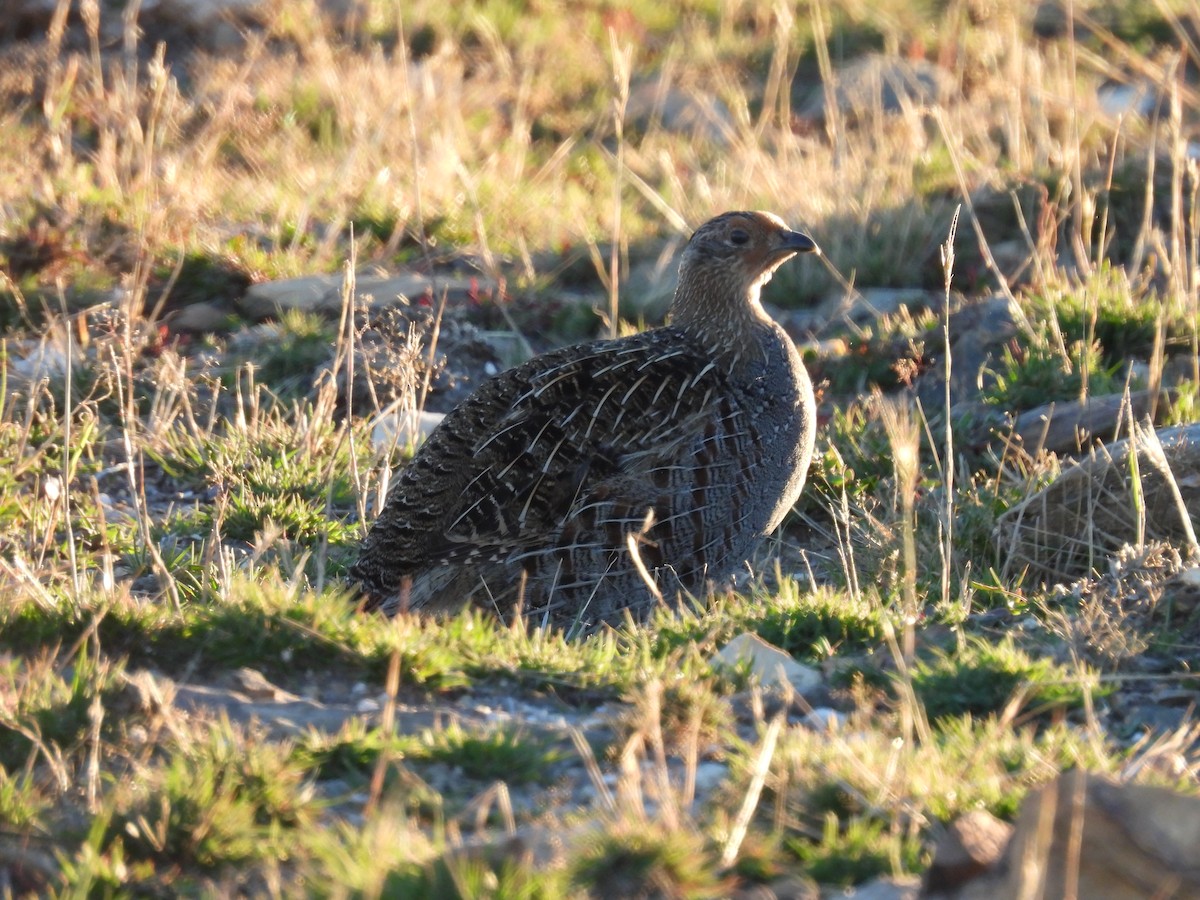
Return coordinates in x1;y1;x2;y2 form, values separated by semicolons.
3;0;1200;895
911;635;1102;723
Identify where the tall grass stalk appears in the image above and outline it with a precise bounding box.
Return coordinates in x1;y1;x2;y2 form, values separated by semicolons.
56;291;80;598
935;109;1034;338
940;208;959;614
719;714;782;869
757;0;796;145
606;29;632;340
1063;0;1096;282
811;0;844;173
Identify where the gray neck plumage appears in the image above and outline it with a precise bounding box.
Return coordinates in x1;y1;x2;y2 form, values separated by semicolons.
668;267;776;369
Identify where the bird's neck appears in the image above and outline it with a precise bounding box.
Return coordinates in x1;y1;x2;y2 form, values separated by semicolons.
669;276;773;364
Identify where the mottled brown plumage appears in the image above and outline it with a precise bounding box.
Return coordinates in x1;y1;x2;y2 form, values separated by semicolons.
351;211;818;632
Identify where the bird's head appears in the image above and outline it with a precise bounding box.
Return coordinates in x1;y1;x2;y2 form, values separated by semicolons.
681;211;816;290
672;211;818;335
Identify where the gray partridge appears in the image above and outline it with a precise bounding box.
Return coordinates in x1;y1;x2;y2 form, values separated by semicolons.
351;211;818;632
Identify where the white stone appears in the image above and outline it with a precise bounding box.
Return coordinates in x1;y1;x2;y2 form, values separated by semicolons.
371;410;446;452
713;632;821;696
803;707;845;732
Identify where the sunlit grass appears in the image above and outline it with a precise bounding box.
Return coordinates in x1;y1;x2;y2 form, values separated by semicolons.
3;0;1200;894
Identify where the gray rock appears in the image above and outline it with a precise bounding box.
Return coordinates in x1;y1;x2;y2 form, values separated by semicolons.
1097;80;1162;120
945;293;1022;402
239;274;343;320
627;76;735;145
168;301;231;334
840;876;921;899
993;771;1200;899
735;874;820;899
170;680;363;737
239;272;498;321
926;766;1200;899
1009;388;1172;456
815;287;940;330
476;330;534;369
924;810;1012;895
140;0;265;27
798;55;952;120
916;293;1022;408
692;761;729;796
802;707;845;732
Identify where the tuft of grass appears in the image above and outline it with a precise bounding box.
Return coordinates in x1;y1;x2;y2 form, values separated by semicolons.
226;310;337;396
0;644;124;772
654;581;888;665
785;813;925;887
751;584;885;661
0;767;47;830
621;676;735;754
411;720;569;787
570;824;733;900
910;635;1103;724
106;720;318;870
981;337;1131;410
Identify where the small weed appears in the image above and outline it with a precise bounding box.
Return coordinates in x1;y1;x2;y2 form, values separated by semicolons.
414;721;568;785
911;635;1102;724
1036;268;1160;366
225;310;336;396
620;676;734;755
295;719;403;783
0;645;123;771
570;824;732;900
751;584;884;661
110;721;317;869
786;813;924;886
411;854;563;899
982;337;1131;410
1163;379;1200;426
0;766;46;829
803;403;895;511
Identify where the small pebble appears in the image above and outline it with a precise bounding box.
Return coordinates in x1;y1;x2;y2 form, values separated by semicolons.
803;708;846;732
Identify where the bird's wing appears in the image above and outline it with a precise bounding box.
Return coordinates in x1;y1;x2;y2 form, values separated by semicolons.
358;330;734;572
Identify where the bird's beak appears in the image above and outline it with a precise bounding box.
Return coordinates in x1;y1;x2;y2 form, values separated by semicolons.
779;230;818;255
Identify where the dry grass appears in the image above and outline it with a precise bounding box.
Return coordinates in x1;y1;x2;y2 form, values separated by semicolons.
3;0;1200;895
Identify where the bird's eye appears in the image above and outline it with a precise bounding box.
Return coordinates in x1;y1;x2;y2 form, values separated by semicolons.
729;228;750;245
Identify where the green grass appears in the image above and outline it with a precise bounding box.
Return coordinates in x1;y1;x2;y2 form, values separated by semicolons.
109;721;318;870
301;719;569;790
570;825;733;900
785;814;925;887
982;337;1131;410
4;0;1200;894
0;645;124;771
911;635;1103;724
